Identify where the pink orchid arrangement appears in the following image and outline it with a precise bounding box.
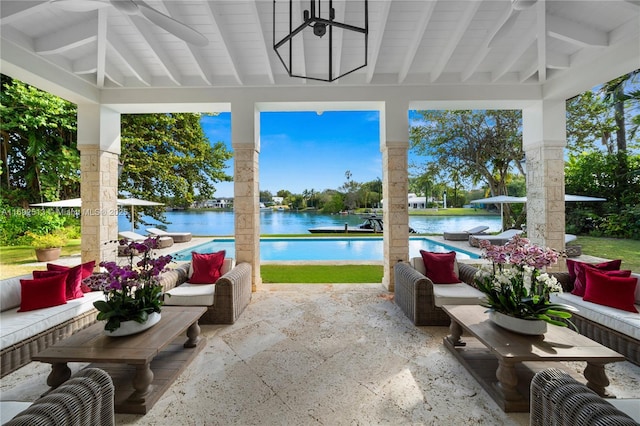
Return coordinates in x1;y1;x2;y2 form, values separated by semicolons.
475;235;575;326
92;237;173;332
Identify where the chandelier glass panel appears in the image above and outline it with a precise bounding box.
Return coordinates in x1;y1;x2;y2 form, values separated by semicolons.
273;0;368;82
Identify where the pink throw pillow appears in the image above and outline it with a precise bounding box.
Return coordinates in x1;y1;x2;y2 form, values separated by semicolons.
19;273;68;312
570;259;622;297
419;250;459;284
189;250;226;284
583;268;638;313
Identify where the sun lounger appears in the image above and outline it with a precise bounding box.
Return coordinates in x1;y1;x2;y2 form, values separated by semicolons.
118;231;173;249
443;225;490;241
468;229;523;247
146;227;192;243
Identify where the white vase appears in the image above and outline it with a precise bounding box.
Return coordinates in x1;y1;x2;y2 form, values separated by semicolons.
489;311;547;335
103;312;162;337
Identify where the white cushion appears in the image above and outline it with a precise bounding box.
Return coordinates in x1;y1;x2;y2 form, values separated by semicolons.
0;275;30;312
551;292;640;341
609;398;640;421
433;283;486;307
0;292;104;350
0;401;33;424
164;283;215;306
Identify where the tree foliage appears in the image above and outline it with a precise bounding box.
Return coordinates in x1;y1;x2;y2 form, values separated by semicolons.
0;75;79;206
119;113;233;225
409;110;523;227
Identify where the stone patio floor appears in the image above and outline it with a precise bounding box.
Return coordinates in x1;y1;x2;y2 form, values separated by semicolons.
3;236;638;425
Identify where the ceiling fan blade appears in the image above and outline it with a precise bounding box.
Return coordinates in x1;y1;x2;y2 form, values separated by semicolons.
624;0;640;6
50;0;109;12
488;9;521;48
134;0;208;46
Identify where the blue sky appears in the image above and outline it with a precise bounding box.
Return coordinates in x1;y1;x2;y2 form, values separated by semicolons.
200;111;390;198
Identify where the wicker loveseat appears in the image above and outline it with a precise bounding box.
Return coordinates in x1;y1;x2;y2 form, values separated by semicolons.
394;257;485;326
2;367;115;425
162;259;253;324
530;368;639;425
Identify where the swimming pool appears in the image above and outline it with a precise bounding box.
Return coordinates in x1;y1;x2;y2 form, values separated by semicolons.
171;237;479;262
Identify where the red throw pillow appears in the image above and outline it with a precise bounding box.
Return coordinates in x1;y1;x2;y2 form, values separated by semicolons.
18;273;68;312
571;259;623;297
583;268;638;313
48;260;95;278
44;263;83;300
189;250;226;284
419;250;459;284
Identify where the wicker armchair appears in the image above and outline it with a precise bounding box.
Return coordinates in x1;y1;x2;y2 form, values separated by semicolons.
530;368;639;425
394;261;482;326
4;368;115;426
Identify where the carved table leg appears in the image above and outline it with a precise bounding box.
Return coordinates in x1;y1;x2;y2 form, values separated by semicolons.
184;320;201;348
494;359;522;402
584;362;614;397
128;363;154;403
46;362;71;388
446;319;466;347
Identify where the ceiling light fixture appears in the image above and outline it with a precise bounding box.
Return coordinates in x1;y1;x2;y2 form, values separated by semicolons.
273;0;368;82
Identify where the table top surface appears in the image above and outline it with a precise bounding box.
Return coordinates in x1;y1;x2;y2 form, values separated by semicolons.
442;305;625;362
33;306;207;365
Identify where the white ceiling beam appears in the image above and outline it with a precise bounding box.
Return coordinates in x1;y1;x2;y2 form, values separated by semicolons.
519;61;538;82
127;14;182;85
96;9;107;88
547;14;608;47
107;31;152;86
163;0;211;85
492;28;536;82
430;1;481;83
204;2;243;85
398;1;436;84
250;0;275;84
365;0;391;83
34;19;97;55
536;0;546;82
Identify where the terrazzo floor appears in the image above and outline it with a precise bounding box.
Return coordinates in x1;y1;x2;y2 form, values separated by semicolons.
2;283;639;425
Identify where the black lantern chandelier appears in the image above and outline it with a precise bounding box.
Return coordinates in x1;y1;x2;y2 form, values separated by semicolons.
273;0;368;82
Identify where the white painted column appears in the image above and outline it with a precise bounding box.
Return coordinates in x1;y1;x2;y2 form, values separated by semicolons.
382;102;409;291
232;102;261;291
522;99;567;253
76;104;121;267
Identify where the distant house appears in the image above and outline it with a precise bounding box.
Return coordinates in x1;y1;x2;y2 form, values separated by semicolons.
272;196;284;205
407;194;427;209
206;198;233;209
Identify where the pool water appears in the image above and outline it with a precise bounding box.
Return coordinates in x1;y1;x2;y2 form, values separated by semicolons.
172;237;479;262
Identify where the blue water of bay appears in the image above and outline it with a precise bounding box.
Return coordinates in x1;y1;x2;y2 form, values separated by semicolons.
118;210;501;236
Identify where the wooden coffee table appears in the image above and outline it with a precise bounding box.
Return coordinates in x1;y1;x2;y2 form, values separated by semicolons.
441;304;625;412
33;306;207;414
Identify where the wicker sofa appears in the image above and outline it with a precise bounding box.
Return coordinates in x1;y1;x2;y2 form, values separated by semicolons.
530;368;639;425
2;367;115;426
394;257;485;326
0;259;251;378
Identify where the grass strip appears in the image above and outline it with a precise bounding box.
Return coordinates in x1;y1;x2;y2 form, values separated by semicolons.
575;236;640;270
261;265;383;283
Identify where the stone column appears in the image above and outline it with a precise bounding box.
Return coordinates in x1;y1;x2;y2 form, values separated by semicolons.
522;99;567;254
382;103;410;291
77;105;121;266
232;103;260;290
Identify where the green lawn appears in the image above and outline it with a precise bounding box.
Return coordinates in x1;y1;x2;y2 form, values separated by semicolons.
261;265;383;283
575;236;640;270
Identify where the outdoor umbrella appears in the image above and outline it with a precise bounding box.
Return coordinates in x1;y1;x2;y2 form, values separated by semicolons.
117;198;165;231
30;198;82;208
469;195;527;232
